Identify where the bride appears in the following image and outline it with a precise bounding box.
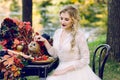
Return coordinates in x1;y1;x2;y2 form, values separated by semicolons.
34;5;101;80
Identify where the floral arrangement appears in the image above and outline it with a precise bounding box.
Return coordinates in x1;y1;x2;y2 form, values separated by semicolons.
0;17;34;79
0;18;33;50
0;18;50;79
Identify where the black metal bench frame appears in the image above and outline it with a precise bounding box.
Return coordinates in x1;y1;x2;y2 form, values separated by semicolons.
92;44;111;79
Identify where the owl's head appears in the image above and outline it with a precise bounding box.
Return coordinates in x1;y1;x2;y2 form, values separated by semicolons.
28;41;40;54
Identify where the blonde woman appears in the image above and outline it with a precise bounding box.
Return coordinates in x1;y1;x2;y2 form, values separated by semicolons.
34;5;101;80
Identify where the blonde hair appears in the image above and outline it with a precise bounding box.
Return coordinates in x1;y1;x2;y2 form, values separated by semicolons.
60;5;80;51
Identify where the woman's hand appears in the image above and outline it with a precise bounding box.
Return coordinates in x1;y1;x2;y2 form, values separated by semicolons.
34;34;52;50
52;69;68;76
52;65;75;76
34;35;47;43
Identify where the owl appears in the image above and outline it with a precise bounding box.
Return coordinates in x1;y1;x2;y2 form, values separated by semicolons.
28;41;41;57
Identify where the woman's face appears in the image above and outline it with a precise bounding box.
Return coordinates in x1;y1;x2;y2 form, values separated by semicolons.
60;12;73;30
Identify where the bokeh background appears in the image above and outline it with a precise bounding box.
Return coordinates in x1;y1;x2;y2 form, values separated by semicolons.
0;0;120;80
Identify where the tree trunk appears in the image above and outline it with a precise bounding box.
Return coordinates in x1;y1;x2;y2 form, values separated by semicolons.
107;0;120;62
22;0;32;26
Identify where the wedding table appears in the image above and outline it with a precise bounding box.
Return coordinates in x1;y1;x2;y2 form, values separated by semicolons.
20;58;59;80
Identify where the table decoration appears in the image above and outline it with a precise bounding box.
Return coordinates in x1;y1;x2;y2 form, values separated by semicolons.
0;17;53;79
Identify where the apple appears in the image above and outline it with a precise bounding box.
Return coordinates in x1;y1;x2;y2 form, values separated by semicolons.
17;45;23;51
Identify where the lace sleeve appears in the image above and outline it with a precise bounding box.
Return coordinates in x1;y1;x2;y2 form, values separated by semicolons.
73;31;90;70
47;29;60;58
48;47;57;58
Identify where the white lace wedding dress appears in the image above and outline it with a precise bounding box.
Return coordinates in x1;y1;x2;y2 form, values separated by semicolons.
46;28;101;80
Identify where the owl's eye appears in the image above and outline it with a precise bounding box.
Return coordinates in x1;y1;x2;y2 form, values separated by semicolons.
33;43;36;46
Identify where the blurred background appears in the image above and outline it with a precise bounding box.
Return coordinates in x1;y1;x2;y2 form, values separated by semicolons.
0;0;107;40
1;0;120;80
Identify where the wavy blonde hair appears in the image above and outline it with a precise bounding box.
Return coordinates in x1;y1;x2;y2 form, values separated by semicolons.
60;5;80;51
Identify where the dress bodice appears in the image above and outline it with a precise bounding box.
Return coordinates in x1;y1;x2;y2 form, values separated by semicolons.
48;28;90;69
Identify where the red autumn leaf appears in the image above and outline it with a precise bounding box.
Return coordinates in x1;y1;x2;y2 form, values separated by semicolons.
14;70;20;77
3;55;14;66
14;57;21;64
25;25;31;32
23;22;32;34
12;38;20;48
19;63;24;68
0;40;7;46
18;21;24;29
14;38;20;45
11;65;17;72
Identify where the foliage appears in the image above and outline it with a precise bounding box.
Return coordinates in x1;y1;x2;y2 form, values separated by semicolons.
79;2;107;28
10;0;20;12
59;0;73;5
10;0;21;19
39;0;52;28
56;0;107;28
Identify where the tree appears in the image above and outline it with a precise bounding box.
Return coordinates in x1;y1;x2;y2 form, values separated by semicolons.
22;0;32;26
107;0;120;62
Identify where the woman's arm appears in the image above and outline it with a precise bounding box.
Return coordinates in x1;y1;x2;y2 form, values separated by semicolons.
35;36;52;50
73;31;90;70
34;30;59;58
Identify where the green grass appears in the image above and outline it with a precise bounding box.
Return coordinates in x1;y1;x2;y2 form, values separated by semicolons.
88;34;120;80
103;60;120;80
0;45;3;50
25;76;39;80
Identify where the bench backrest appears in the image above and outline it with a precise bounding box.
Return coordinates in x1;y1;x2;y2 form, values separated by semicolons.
92;44;111;79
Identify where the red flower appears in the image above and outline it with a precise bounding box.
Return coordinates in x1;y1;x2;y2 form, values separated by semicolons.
24;22;32;33
18;21;24;29
14;57;24;68
0;40;7;46
14;57;21;65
